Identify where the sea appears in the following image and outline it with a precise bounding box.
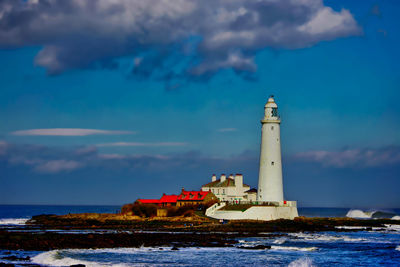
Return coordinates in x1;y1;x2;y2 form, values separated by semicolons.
1;205;400;267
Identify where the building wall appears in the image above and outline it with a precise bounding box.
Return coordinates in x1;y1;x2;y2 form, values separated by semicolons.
202;186;250;202
209;206;298;221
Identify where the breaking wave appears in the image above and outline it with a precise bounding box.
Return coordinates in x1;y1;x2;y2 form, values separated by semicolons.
396;246;400;251
288;257;315;267
392;216;400;220
271;246;318;251
289;232;369;243
346;209;398;219
0;218;29;225
31;250;130;267
273;237;287;244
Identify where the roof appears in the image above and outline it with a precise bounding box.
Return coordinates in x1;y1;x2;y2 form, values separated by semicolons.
159;194;178;203
202;178;250;188
177;190;210;201
137;199;160;204
137;194;178;205
245;188;258;193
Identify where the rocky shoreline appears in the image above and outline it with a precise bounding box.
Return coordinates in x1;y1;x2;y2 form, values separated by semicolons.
1;213;399;251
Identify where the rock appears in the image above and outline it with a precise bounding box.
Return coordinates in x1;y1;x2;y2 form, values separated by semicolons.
0;263;15;267
171;246;179;250
1;256;30;261
70;265;86;267
237;245;271;250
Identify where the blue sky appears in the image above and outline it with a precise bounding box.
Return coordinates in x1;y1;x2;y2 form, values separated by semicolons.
0;0;399;208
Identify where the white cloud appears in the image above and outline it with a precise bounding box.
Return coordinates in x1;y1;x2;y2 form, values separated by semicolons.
294;147;400;168
98;153;127;159
0;140;7;155
11;128;135;136
96;142;187;147
34;160;82;173
0;0;361;76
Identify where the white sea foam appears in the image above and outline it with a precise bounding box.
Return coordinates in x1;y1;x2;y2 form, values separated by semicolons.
396;245;400;251
0;218;29;225
289;232;368;243
346;209;374;219
271;246;318;252
273;237;287;244
385;224;400;232
288;257;315;267
31;250;131;267
392;216;400;220
335;226;368;230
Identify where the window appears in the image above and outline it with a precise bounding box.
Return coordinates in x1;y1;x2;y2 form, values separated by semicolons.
223;189;225;194
271;161;274;165
271;126;274;130
271;107;278;117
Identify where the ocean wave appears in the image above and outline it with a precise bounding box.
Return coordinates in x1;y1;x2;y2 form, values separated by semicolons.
271;246;318;252
273;237;287;244
392;216;400;220
346;209;375;219
288;257;315;267
396;245;400;251
346;209;398;219
335;226;367;230
289;232;368;243
0;218;29;225
384;224;400;232
31;250;131;267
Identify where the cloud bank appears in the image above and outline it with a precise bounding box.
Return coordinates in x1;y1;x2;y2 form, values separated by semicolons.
294;147;400;168
0;0;361;77
11;128;135;136
1;142;399;207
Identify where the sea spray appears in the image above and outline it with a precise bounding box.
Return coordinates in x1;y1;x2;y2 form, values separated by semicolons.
0;218;29;225
346;209;398;219
31;250;130;267
288;257;315;267
271;246;318;251
346;209;374;219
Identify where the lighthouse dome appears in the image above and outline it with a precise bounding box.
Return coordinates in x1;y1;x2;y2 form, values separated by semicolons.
264;96;278;108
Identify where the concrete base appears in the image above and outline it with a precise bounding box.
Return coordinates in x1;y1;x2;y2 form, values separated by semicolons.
208;206;298;221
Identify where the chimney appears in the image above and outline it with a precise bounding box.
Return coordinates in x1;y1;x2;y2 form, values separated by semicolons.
181;187;185;194
212;174;217;182
235;174;243;190
228;174;234;180
220;174;226;182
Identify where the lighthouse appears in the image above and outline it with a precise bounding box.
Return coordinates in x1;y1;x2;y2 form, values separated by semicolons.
205;95;298;220
257;95;284;202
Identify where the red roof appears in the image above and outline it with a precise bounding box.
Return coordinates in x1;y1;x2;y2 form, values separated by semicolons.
159;194;178;203
137;194;178;205
137;199;160;204
177;190;210;201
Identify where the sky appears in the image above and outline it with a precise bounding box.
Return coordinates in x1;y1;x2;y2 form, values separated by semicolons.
0;0;399;208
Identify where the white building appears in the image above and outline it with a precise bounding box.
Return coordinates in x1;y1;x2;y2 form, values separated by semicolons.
201;174;257;202
206;96;298;221
258;95;284;202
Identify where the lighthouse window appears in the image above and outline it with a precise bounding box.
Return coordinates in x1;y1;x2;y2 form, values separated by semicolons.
271;107;278;117
271;126;274;130
271;161;274;165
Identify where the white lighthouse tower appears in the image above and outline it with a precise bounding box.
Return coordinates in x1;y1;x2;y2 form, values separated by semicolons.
257;95;284;202
205;95;298;221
